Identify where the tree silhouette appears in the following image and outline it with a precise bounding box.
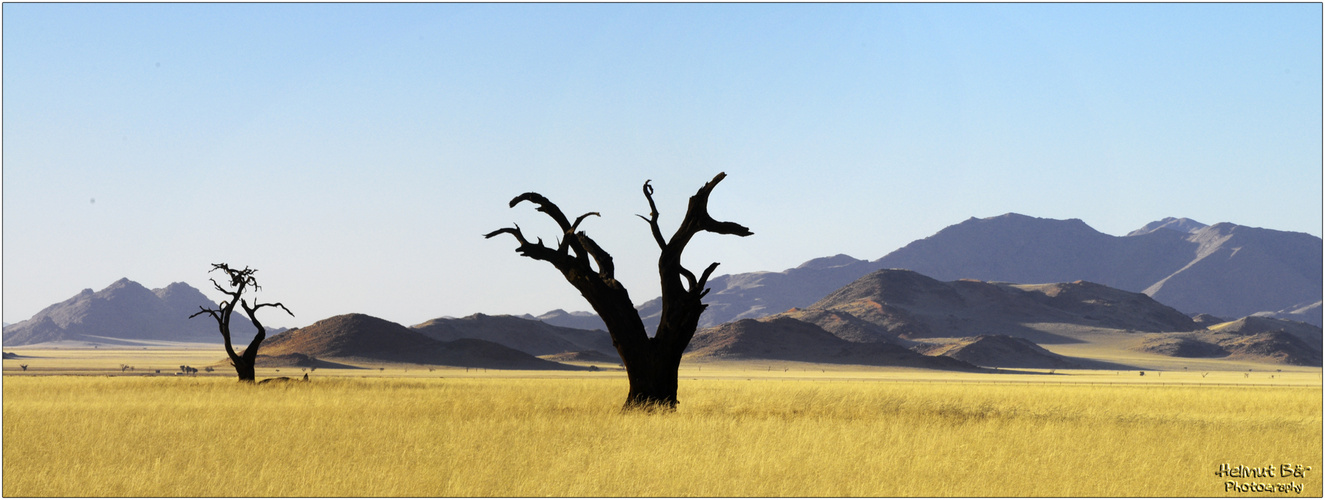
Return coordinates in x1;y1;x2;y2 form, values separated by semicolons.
189;263;292;382
486;173;751;409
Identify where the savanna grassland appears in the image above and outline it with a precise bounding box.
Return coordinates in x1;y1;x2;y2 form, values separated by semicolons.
4;368;1321;497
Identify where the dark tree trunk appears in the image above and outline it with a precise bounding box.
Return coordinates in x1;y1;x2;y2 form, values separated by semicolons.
487;173;750;410
621;349;682;407
232;356;257;382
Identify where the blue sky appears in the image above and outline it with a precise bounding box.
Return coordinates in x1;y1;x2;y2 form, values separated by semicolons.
4;3;1321;327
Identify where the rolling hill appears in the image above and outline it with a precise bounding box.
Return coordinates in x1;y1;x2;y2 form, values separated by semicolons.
913;335;1082;369
412;313;614;357
261;313;582;370
685;316;976;370
805;269;1198;343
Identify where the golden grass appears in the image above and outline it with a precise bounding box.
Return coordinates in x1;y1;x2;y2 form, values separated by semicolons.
4;374;1320;497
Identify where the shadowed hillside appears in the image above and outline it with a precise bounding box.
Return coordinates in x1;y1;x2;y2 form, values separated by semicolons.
914;335;1082;369
1135;329;1322;366
251;353;360;369
1206;316;1323;351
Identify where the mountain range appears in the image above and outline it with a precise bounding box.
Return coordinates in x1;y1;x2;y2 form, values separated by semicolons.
2;278;269;346
636;215;1321;331
687;268;1320;368
5;214;1318;369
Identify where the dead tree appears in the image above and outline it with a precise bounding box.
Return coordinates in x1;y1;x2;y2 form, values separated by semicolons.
189;263;292;382
486;173;751;409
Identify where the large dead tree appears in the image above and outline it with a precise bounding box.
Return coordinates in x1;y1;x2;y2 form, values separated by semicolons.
486;172;751;408
189;263;292;382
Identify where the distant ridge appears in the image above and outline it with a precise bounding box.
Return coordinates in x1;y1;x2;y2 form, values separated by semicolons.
520;309;608;331
876;214;1322;324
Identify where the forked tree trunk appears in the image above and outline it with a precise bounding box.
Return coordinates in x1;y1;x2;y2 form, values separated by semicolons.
487;173;750;410
190;263;291;383
227;329;265;382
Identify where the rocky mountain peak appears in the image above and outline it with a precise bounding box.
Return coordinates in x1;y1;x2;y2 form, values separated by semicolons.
1127;217;1209;237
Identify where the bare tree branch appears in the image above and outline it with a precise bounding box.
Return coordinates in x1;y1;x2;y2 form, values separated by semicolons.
640;180;667;250
209;277;231;296
189;306;222;322
570;212;600;234
576;232;615;279
484;225;531;246
510;192;573;232
697;262;722;294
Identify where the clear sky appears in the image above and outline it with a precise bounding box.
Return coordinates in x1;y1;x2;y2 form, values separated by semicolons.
4;3;1321;328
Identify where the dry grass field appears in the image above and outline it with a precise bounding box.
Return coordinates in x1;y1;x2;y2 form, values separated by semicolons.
4;355;1321;497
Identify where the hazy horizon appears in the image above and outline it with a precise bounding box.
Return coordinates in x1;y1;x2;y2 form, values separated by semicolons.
4;3;1321;327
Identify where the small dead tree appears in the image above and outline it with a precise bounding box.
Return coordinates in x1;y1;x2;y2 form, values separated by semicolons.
486;173;751;409
189;263;292;382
